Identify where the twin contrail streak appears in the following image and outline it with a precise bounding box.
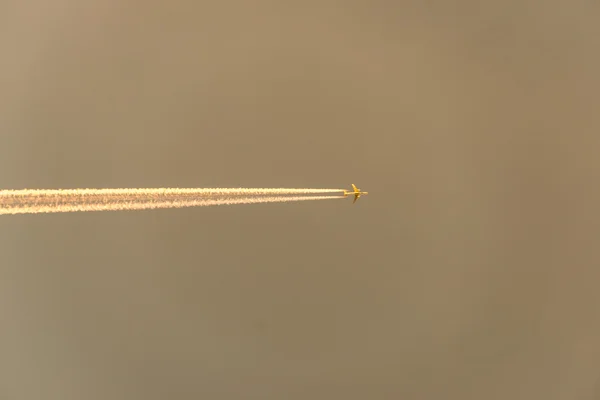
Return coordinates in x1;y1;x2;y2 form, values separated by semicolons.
1;188;344;197
0;188;345;215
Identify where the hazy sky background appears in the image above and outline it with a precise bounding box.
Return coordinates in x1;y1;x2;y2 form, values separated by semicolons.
1;1;600;399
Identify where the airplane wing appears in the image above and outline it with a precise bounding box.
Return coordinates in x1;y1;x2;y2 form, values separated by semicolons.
352;184;358;192
353;195;358;204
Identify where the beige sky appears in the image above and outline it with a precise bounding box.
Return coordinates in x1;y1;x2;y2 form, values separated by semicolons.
1;1;600;399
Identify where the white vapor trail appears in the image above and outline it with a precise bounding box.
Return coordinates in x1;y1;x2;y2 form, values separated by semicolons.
0;188;344;197
0;188;345;215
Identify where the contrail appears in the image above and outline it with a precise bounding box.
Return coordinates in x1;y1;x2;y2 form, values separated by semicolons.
0;188;344;197
0;188;345;215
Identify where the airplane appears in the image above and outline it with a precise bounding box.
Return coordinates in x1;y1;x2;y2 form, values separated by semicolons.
344;183;368;204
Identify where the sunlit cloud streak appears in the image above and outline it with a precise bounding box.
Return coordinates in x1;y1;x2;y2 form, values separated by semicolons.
0;188;345;215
